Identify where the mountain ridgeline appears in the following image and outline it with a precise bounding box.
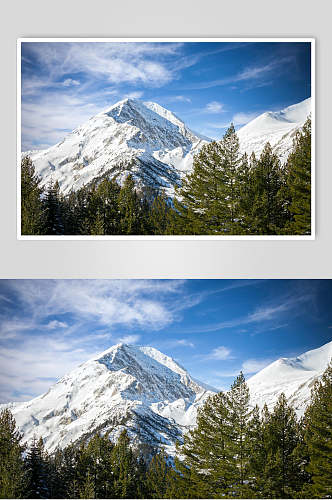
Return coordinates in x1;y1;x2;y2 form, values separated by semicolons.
21;98;312;236
0;341;331;499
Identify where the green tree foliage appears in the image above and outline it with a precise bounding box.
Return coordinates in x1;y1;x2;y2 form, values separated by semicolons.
43;180;64;235
0;408;25;498
21;156;45;235
248;143;285;234
177;373;252;498
175;125;243;234
284;117;311;234
261;394;302;498
145;449;171;498
118;175;141;235
304;361;332;498
24;437;50;498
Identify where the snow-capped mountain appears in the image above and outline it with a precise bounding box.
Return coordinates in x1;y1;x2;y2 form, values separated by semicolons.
24;98;311;197
24;99;209;196
237;98;311;162
2;344;215;454
1;340;329;454
247;340;332;416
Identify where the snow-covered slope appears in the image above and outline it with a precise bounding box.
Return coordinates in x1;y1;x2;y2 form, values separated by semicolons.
248;340;332;416
2;344;214;454
237;98;311;162
24;99;209;196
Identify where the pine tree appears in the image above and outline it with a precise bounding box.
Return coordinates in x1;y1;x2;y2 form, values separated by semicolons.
177;391;234;497
246;404;269;497
0;409;25;498
43;180;64;235
285;117;311;235
304;361;332;498
79;471;95;499
118;175;141;235
148;192;171;235
249;143;284;234
111;430;139;498
262;393;301;498
24;436;49;498
145;449;171;498
21;156;44;235
175;125;243;235
227;372;252;497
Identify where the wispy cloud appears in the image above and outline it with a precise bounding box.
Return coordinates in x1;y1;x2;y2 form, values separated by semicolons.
232;111;260;125
124;91;144;99
241;358;273;374
188;289;314;334
206;346;233;360
181;57;294;90
46;320;68;330
62;78;80;87
117;334;141;344
205;101;224;114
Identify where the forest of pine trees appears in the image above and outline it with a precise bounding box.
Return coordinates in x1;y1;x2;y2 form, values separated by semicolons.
21;118;311;236
0;359;330;499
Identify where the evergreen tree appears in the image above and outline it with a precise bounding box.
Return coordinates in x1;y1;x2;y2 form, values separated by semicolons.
145;449;171;498
175;125;243;235
111;430;139;498
24;437;49;498
285;118;312;235
246;404;269;497
177;391;234;497
227;372;252;497
304;360;332;498
262;394;301;498
79;471;95;499
21;156;44;235
43;180;64;235
249;143;284;234
0;408;25;499
118;175;141;235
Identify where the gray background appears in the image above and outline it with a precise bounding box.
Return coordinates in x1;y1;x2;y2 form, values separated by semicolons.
1;0;331;278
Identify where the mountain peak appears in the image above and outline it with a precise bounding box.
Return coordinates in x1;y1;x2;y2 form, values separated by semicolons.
247;340;331;414
2;343;214;453
237;97;311;161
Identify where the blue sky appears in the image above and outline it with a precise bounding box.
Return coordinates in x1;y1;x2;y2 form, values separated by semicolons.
21;41;311;150
0;279;330;403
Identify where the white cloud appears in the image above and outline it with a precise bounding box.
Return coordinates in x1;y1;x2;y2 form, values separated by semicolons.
207;346;233;360
241;358;272;374
46;320;68;329
232;111;259;125
7;280;184;332
25;42;179;88
62;78;80;87
206;101;224;113
117;334;141;345
124;91;144;99
173;95;191;103
174;339;195;348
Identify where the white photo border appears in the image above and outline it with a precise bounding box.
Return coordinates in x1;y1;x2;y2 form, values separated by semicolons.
17;37;315;241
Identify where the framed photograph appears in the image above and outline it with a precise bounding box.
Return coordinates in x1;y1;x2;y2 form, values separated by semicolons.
0;278;330;498
17;38;315;240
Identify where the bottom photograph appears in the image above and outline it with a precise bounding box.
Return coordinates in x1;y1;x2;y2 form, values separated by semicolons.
0;279;331;499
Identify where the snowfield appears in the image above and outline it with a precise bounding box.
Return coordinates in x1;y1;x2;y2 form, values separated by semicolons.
23;97;311;197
